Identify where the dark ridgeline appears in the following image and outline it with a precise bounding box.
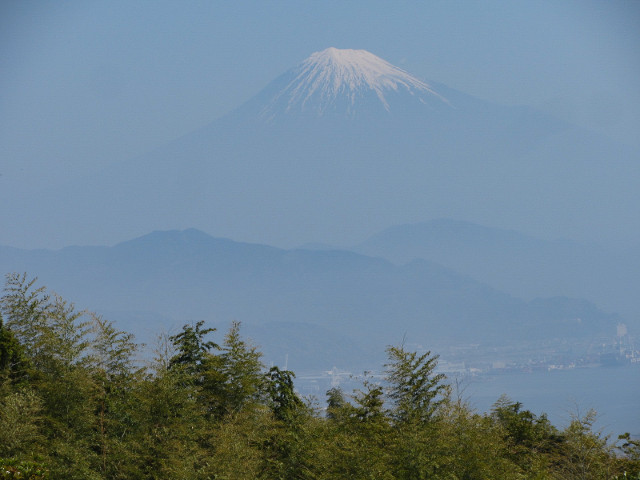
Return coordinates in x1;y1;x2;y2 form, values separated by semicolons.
0;47;636;372
355;218;640;320
0;228;619;371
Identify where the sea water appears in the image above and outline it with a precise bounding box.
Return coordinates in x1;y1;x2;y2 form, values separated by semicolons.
459;365;640;437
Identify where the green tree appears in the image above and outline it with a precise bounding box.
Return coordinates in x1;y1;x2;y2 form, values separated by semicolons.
201;321;265;419
385;345;449;425
435;401;522;479
1;274;97;479
261;366;314;479
266;366;304;423
319;379;394;479
325;386;346;421
1;274;50;368
0;389;44;459
0;313;28;388
558;409;617;479
87;313;141;479
168;320;218;381
129;334;206;479
491;395;563;474
384;345;451;479
617;432;640;477
204;407;276;479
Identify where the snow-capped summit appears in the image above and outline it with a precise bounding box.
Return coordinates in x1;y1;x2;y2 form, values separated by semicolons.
22;44;638;267
260;47;449;118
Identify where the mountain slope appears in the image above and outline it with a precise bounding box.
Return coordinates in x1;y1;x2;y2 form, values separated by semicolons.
355;218;640;322
0;229;619;370
3;48;638;250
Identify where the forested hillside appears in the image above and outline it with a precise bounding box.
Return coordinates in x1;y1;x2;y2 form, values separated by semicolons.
0;229;621;372
1;273;638;479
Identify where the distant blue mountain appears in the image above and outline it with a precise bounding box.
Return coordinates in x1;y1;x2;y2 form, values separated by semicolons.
0;228;619;371
6;48;638;250
355;218;640;322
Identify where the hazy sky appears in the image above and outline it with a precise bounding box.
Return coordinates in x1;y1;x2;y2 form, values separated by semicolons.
1;1;639;247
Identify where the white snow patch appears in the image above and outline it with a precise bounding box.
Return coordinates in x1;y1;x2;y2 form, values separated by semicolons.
268;47;448;115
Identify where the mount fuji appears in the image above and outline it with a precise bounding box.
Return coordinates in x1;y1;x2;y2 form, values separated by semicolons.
8;47;640;249
1;48;636;369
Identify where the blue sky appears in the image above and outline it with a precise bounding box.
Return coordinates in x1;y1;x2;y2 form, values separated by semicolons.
1;1;639;247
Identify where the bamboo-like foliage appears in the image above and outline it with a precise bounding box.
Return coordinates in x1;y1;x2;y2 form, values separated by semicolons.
385;345;449;425
0;273;635;480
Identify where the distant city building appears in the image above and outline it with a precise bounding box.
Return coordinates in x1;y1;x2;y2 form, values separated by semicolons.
617;323;628;337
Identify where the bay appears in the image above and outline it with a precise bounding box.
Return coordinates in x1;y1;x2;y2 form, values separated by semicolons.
459;364;640;437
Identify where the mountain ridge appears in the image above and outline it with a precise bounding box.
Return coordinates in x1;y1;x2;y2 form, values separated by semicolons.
355;218;640;321
3;47;639;250
0;228;620;370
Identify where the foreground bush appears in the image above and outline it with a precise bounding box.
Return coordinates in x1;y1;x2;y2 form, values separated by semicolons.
1;273;637;479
